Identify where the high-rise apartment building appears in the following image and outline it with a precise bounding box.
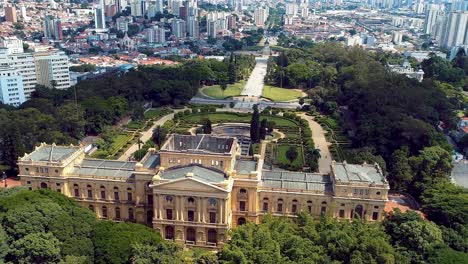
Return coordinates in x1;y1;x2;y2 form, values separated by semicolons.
34;51;70;90
254;7;268;27
146;26;166;43
130;0;143;16
187;16;200;39
0;65;25;106
171;19;186;39
439;11;468;49
0;48;37;100
43;17;63;40
155;0;164;13
95;0;107;29
424;4;445;35
4;6;17;23
0;36;24;54
116;17;130;32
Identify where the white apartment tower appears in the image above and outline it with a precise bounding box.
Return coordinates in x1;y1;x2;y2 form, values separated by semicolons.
147;26;165;43
424;4;444;35
254;7;268;27
187;16;200;39
116;17;129;32
439;11;468;49
0;48;37;100
171;19;186;39
155;0;163;13
34;51;70;90
0;65;26;106
0;37;24;54
95;0;106;29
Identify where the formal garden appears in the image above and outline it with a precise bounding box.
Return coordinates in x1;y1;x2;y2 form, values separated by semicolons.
155;107;319;172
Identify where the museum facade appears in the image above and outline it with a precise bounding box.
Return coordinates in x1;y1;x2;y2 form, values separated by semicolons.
18;134;389;248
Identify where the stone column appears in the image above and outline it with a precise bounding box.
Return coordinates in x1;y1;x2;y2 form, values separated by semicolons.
180;196;185;221
175;196;180;220
197;197;201;222
202;198;206;223
158;195;163;219
221;199;226;224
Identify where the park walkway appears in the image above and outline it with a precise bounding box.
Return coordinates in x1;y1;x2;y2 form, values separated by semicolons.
241;57;268;97
118;108;185;161
297;113;332;173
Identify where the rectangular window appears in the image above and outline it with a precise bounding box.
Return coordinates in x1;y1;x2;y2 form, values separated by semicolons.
277;203;283;212
372;212;379;220
262;202;268;211
127;192;132;201
114;192;119;201
74;189;79;197
188;210;195;221
209;212;216;223
321;207;327;214
147;195;153;205
87;190;92;199
308;206;312;213
101;191;106;199
339;209;345;218
239;201;246;211
166;209;173;220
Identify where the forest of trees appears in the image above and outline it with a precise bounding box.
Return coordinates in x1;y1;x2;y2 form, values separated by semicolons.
1;187;465;264
0;55;255;175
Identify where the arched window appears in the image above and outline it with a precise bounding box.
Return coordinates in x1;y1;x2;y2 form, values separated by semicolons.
239;188;247;195
209;198;217;206
207;229;217;244
87;185;93;199
237;217;246;226
354;205;363;219
186;227;196;243
320;201;327;215
277;198;283;212
165;195;174;202
128;208;134;220
165;226;174;240
127;188;133;201
102;206;108;218
88;205;94;212
262;198;269;212
40;182;48;189
114;187;119;201
291;199;298;213
187;197;195;203
307;200;313;213
115;207;121;219
100;186;106;200
73;184;79;197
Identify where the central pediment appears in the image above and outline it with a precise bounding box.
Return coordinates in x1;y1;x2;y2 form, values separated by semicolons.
153;177;229;193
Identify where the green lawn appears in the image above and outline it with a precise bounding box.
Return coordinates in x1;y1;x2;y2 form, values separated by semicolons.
262;86;303;102
144;108;172;120
276;145;304;167
201;81;245;99
110;133;132;153
181;112;300;127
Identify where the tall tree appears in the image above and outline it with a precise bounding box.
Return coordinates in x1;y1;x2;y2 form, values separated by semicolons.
152;126;167;148
260;119;268;140
286;146;298;164
250;105;260;143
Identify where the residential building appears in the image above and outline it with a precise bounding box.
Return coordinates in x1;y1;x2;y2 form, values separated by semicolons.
147;26;165;43
0;50;37;99
116;17;130;32
0;36;24;54
187;16;200;39
0;65;25;106
95;0;107;30
439;11;468;49
34;51;70;90
388;60;425;82
4;6;17;23
171;19;186;39
18;134;389;248
254;8;268;27
43;17;63;40
424;4;444;35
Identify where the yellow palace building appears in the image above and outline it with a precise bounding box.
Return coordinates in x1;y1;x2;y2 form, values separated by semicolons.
18;134;389;248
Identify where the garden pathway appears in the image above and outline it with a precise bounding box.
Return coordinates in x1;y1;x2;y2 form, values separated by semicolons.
118;108;186;161
297;113;332;173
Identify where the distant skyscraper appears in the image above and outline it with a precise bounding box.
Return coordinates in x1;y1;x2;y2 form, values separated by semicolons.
187;16;199;39
171;19;186;39
130;0;142;16
34;50;70;90
116;17;129;32
4;6;17;23
439;10;468;49
147;26;165;43
424;4;445;35
95;0;106;29
20;4;29;21
155;0;163;13
43;17;63;40
254;8;268;27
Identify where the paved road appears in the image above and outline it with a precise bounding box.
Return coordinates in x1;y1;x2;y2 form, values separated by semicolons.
298;113;332;174
118;109;185;161
241;57;268;97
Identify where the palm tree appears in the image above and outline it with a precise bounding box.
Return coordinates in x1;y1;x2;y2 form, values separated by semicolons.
137;139;143;150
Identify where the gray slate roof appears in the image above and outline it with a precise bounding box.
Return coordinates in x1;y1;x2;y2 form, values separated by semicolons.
333;163;385;184
161;165;227;183
23;145;80;162
142;154;160;169
261;170;332;193
235;159;257;174
70;159;136;178
162;134;234;154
